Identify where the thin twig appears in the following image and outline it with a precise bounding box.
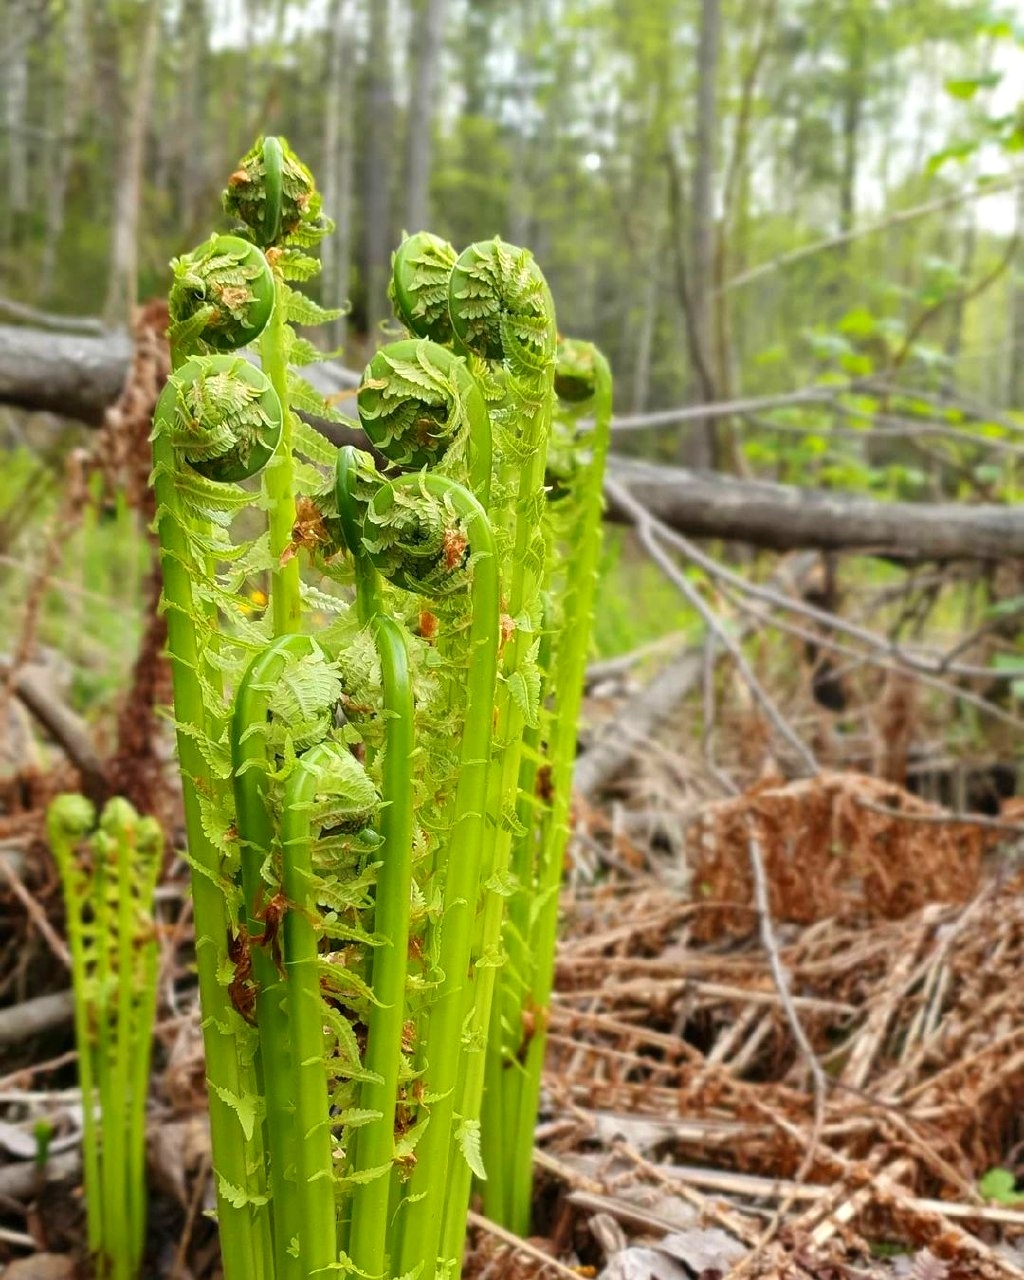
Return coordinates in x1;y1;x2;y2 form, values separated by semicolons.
720;169;1024;293
605;477;818;774
744;826;828;1255
465;1210;583;1280
0;858;70;969
855;795;1024;837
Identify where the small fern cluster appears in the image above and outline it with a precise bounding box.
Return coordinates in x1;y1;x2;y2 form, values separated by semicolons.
47;795;164;1280
150;138;611;1280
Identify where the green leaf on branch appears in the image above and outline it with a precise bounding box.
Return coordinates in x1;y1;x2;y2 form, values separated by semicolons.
945;72;1002;100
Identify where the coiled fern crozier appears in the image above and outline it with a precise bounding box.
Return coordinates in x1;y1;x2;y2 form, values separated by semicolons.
150;139;611;1280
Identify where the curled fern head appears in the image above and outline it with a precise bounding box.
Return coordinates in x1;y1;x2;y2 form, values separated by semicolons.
136;817;165;870
357;339;488;474
306;741;382;835
169;235;275;353
389;232;458;343
165;355;283;483
448;237;556;369
224;135;322;248
99;796;139;840
46;793;96;847
262;647;345;755
554;337;599;402
362;479;472;598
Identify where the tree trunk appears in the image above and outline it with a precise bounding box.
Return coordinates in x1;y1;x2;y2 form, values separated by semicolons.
321;0;357;349
604;457;1024;560
175;0;208;235
942;216;977;393
631;227;663;414
4;0;30;241
4;322;1024;564
1009;186;1024;410
403;0;448;234
104;0;161;329
683;0;721;467
40;0;89;299
838;10;867;236
363;0;395;339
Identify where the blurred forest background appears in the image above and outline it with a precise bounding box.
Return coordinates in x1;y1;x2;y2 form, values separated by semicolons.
2;0;1023;472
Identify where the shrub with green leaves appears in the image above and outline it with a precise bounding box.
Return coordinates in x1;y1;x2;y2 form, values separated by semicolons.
151;136;611;1279
47;794;164;1280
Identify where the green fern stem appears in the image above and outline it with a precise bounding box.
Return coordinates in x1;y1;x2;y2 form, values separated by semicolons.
47;797;104;1260
335;446;382;624
48;797;164;1280
277;742;348;1272
231;636;338;1279
335;447;420;1274
128;817;163;1273
90;824;121;1279
151;373;274;1279
109;804;137;1280
482;610;555;1226
437;239;558;1266
347;614;415;1277
379;474;499;1280
261;271;303;637
507;347;612;1235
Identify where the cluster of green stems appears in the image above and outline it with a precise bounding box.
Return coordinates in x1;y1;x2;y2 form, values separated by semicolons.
149;136;612;1280
47;794;163;1280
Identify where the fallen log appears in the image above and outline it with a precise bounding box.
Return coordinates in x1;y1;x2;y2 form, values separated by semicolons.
0;321;358;425
604;456;1024;561
0;990;74;1048
0;325;133;425
3;321;1023;561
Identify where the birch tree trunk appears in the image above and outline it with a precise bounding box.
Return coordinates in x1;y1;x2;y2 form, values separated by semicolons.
403;0;448;234
104;0;161;329
321;0;357;349
838;13;867;236
682;0;720;467
40;0;89;298
176;0;208;235
363;0;395;340
3;0;30;244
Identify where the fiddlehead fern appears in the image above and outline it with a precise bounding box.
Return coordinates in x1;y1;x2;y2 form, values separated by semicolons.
169;235;276;357
151;355;287;1279
48;795;163;1280
389;230;458;344
357;338;492;501
224;135;320;249
448;236;557;371
427;239;558;1265
231;635;355;1280
164;355;283;483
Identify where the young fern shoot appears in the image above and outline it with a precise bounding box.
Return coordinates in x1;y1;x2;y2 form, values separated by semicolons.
152;136;611;1279
48;795;163;1280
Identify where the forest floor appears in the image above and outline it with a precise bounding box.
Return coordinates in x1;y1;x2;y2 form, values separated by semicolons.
3;317;1024;1278
2;670;1024;1279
